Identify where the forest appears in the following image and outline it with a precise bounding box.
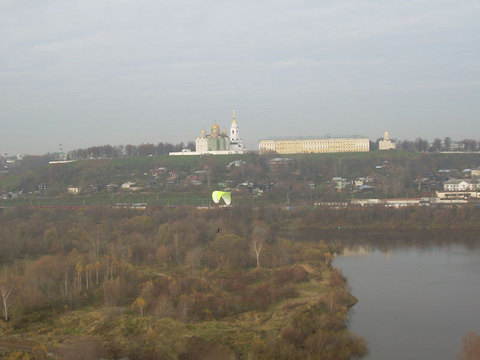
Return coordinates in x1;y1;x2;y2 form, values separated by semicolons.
1;202;480;359
0;206;372;360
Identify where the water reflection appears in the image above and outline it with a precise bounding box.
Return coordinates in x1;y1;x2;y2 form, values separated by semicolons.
341;246;393;262
292;227;479;250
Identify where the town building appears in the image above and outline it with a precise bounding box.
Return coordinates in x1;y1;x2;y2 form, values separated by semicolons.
67;187;80;195
436;191;480;200
268;157;295;170
471;167;480;178
443;179;480;191
258;136;369;154
378;131;396;150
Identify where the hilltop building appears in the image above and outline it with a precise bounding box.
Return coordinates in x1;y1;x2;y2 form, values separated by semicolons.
228;109;244;153
170;109;245;156
195;123;230;152
258;136;369;154
379;131;396;150
49;144;76;164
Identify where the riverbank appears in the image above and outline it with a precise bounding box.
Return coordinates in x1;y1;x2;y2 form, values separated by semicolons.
0;262;365;360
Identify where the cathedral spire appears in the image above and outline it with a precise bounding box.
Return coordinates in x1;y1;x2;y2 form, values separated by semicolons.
232;107;237;124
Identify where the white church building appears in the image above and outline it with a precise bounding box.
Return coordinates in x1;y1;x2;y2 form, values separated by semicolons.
170;109;245;156
379;131;396;150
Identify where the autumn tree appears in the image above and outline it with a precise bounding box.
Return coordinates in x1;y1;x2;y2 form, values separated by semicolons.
32;344;48;360
132;296;147;317
205;233;252;269
6;351;31;360
460;331;480;360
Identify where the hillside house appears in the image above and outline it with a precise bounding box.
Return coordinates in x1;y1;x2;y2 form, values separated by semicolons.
443;179;480;191
472;167;480;178
67;187;80;195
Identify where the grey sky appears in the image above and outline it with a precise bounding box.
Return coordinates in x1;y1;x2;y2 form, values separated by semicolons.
1;0;479;155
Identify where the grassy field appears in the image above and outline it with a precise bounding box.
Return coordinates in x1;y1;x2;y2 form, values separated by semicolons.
0;191;266;208
0;192;213;207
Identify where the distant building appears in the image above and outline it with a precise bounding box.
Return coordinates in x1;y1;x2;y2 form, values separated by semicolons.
436;191;480;200
67;187;80;195
196;122;230;152
443;179;480;191
268;157;295;170
170;109;245;156
228;109;244;153
121;182;142;191
49;144;76;164
227;160;246;168
471;167;480;178
259;136;369;154
379;131;396;150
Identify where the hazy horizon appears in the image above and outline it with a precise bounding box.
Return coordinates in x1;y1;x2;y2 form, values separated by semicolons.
1;0;479;155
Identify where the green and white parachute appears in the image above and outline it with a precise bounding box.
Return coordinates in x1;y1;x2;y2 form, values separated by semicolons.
212;191;232;205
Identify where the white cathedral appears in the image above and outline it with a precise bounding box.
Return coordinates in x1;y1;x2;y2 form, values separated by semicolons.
170;109;245;156
379;131;396;150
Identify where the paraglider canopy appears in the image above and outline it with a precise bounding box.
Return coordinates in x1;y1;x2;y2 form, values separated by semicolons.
212;191;232;206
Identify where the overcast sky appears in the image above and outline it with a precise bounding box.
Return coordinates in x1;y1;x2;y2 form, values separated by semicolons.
1;0;479;155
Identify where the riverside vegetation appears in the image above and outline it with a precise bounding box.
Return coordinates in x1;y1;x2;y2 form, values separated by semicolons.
0;206;368;360
1;205;480;359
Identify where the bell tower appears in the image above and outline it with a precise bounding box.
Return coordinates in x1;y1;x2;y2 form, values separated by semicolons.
230;108;239;142
229;107;244;153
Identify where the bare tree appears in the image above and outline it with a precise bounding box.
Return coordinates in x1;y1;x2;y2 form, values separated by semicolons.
0;283;12;321
251;221;269;268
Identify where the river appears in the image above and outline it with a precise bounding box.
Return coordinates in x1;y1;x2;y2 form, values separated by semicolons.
334;236;480;360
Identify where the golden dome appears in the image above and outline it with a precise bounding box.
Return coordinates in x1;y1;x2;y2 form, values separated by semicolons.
211;123;220;137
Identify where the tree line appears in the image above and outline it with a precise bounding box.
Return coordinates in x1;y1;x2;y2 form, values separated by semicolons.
67;141;196;160
382;137;480;152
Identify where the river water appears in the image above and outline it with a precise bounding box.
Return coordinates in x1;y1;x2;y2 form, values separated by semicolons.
334;238;480;360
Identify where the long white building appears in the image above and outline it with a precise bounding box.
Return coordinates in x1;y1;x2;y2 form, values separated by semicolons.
258;136;370;154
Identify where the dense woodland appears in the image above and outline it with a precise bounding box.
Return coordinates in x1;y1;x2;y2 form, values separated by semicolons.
1;205;480;359
0;206;373;360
